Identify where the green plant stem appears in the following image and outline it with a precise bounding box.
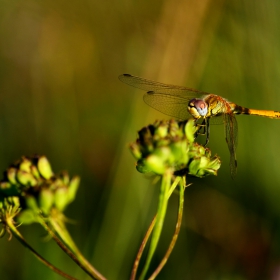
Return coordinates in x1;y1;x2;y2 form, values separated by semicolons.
148;177;186;279
167;176;181;197
130;175;181;280
38;216;104;280
130;216;156;280
6;218;78;280
139;169;172;280
47;215;107;280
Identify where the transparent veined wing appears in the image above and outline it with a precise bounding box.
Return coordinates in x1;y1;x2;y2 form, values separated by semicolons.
224;113;238;177
143;92;191;120
118;74;209;97
119;74;211;119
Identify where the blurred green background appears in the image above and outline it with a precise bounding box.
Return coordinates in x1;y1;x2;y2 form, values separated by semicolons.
1;0;280;279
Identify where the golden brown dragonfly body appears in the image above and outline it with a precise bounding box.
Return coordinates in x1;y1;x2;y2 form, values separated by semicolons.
119;74;280;177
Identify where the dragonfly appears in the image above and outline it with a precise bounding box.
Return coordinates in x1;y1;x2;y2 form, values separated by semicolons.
119;73;280;177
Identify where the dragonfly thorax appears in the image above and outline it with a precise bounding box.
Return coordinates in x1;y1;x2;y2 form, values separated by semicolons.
188;98;208;119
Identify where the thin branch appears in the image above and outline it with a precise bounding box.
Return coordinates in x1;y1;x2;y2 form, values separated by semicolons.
38;215;104;280
130;216;156;280
139;169;172;280
6;218;78;280
130;175;182;280
148;177;186;279
47;216;107;280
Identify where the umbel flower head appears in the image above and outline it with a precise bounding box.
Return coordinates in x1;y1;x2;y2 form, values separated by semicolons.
0;155;80;225
130;119;221;177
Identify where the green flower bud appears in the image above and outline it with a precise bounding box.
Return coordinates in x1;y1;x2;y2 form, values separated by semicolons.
50;177;65;190
130;143;142;160
189;143;206;158
67;176;80;204
145;154;168;174
30;165;40;179
203;157;221;176
188;157;201;176
6;196;20;207
169;140;189;166
60;171;70;186
136;159;153;173
38;188;54;215
54;187;68;211
204;147;212;158
130;119;221;177
0;196;20;209
185;119;196;143
6;168;18;185
154;121;169;138
19;157;33;173
37;156;53;180
131;120;192;174
0;155;80;226
16;170;37;187
188;155;221;177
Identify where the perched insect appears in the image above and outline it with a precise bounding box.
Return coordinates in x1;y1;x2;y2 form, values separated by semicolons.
119;74;280;177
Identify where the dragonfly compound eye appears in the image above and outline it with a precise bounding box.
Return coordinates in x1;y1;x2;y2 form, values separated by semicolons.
188;99;208;118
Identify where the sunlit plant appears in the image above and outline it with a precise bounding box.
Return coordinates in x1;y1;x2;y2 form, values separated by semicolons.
0;155;106;280
129;119;220;280
0;119;220;280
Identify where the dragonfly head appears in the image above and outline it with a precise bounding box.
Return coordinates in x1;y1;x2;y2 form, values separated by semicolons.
188;98;208;119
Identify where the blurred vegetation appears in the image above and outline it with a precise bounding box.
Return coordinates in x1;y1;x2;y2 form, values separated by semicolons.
1;0;280;279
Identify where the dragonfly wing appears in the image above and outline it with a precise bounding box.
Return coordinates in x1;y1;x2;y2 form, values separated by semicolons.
224;113;238;177
143;92;191;120
119;74;209;96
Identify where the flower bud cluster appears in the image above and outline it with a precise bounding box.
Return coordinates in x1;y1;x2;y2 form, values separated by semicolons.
130;119;221;177
0;155;80;224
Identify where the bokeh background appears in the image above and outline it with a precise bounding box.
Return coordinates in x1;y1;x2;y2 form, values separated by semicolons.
1;0;280;279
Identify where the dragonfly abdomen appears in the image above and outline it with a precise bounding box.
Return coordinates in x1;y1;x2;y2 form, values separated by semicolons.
233;104;280;119
232;104;250;115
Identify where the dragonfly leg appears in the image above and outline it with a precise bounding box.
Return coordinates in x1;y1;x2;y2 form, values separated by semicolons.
194;119;206;139
204;118;210;146
194;118;210;146
194;119;199;139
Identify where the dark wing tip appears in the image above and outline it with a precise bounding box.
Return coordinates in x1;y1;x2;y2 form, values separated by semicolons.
118;73;132;82
147;91;155;95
